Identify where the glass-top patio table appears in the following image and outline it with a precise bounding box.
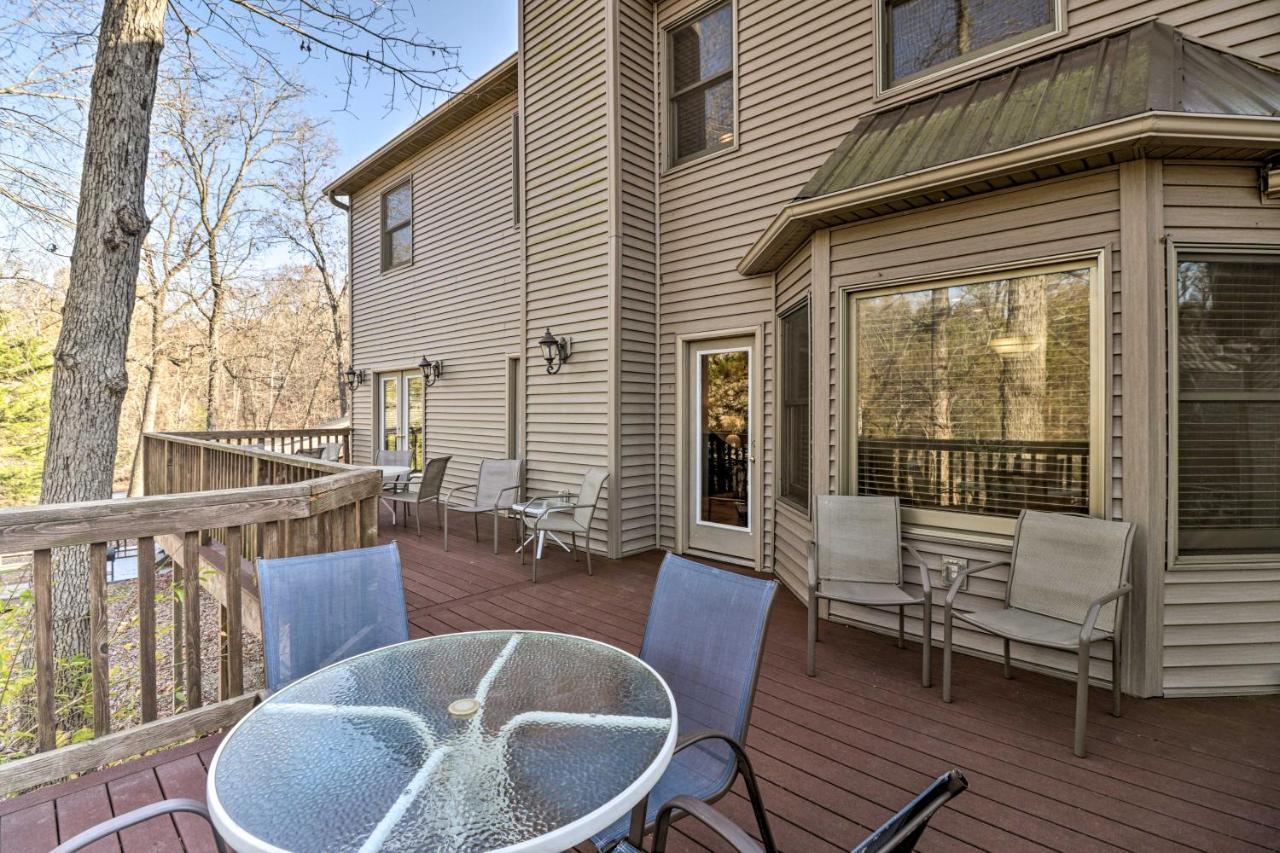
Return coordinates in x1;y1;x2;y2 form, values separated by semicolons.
207;631;677;853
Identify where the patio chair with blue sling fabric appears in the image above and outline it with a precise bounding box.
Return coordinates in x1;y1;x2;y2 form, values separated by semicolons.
257;542;409;692
623;768;968;853
592;554;779;853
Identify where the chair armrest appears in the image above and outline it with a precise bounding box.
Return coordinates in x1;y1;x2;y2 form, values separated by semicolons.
1081;584;1132;642
52;799;225;853
444;483;477;505
902;544;931;594
944;559;1010;606
652;796;764;853
532;504;590;530
493;483;522;509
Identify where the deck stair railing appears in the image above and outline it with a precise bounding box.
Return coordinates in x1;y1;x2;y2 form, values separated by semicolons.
0;431;379;795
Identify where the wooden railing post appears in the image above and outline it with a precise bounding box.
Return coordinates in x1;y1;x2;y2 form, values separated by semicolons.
32;549;55;752
223;526;244;699
183;531;202;709
137;536;157;723
89;543;109;736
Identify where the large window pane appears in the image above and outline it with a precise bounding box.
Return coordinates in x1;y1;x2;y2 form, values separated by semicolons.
668;2;734;164
1176;254;1280;557
853;267;1092;520
779;301;810;508
387;226;412;267
886;0;1054;84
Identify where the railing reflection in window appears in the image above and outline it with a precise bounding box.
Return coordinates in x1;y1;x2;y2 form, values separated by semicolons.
857;437;1088;517
702;432;749;527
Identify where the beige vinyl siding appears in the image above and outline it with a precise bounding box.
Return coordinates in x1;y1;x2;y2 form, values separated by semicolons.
771;245;812;599
522;0;613;552
614;0;661;555
348;95;522;496
650;0;1279;547
1163;570;1280;694
826;170;1124;682
1161;162;1280;695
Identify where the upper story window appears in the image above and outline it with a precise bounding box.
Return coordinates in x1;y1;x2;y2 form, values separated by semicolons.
381;179;412;271
883;0;1057;88
1172;250;1280;561
847;259;1102;535
668;1;734;167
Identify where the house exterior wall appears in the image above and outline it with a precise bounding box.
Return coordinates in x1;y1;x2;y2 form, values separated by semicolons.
348;94;522;498
342;0;1279;695
520;0;615;552
651;0;1280;560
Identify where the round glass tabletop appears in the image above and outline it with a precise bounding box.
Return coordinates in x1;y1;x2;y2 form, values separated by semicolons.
207;631;676;853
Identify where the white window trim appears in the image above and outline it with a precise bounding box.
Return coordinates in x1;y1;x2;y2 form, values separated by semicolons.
1167;240;1280;569
839;250;1108;538
661;0;739;174
873;0;1067;98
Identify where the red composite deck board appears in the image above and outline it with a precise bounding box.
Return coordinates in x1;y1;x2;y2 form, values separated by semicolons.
3;509;1277;852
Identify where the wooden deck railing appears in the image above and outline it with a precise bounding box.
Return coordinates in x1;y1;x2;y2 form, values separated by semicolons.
165;426;352;462
0;432;379;794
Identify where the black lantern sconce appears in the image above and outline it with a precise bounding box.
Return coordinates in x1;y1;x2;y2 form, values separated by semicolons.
343;366;367;392
418;355;444;387
538;328;572;374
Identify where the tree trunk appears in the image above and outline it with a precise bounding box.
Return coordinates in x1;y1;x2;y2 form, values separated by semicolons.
328;297;348;417
41;0;167;671
204;238;223;429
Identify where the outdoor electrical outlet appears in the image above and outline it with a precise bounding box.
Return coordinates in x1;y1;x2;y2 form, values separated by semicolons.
942;557;967;589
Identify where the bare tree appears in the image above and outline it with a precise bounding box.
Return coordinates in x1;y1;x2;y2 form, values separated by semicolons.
264;120;349;417
162;77;293;428
126;160;203;495
38;0;455;680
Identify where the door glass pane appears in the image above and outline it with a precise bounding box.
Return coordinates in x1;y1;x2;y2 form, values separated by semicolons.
406;375;424;471
381;378;398;452
699;350;750;528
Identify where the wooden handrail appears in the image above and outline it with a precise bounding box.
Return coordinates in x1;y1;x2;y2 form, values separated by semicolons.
0;431;379;788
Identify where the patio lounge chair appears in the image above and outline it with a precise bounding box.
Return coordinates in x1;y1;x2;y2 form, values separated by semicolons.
383;455;451;534
257;543;409;691
592;554;779;853
808;495;933;687
625;768;968;853
942;510;1135;757
52;799;226;853
519;466;608;581
378;447;412;492
443;458;523;554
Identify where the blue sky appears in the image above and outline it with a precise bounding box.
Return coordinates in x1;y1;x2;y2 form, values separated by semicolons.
278;0;518;173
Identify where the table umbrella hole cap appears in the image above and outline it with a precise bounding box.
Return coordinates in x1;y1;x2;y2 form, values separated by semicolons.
448;698;481;717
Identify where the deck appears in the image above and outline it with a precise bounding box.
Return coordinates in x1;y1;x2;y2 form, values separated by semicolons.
3;509;1278;852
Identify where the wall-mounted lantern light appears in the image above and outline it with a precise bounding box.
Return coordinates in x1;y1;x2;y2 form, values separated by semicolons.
343;366;368;391
418;355;444;387
538;328;572;374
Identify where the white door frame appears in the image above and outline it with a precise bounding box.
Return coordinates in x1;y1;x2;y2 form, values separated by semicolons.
674;325;764;569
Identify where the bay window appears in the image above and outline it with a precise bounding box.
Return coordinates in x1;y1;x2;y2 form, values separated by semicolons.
846;258;1102;533
779;299;811;510
1173;250;1280;560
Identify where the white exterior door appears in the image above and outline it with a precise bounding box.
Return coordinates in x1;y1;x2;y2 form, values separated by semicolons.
379;371;425;470
685;335;758;563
